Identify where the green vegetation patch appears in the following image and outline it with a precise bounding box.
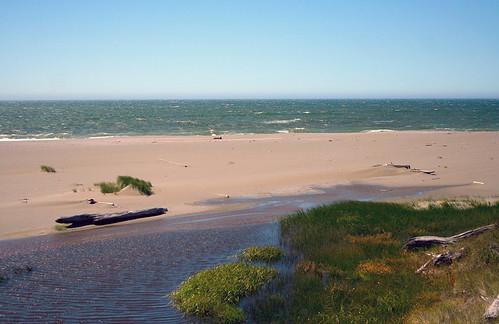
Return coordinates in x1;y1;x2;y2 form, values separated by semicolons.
253;201;499;323
40;165;56;173
171;263;277;323
96;176;153;195
96;181;121;194
116;176;153;196
54;224;68;231
239;246;283;263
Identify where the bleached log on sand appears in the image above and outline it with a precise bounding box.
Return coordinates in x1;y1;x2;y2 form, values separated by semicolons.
404;224;497;250
56;207;168;228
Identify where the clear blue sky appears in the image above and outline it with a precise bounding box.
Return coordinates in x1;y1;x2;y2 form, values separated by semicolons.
1;0;498;99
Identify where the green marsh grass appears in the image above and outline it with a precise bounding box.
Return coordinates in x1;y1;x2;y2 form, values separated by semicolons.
239;246;283;263
252;201;499;323
171;263;277;323
40;165;56;173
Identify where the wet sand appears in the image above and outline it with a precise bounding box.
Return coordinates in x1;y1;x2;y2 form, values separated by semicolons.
0;131;498;240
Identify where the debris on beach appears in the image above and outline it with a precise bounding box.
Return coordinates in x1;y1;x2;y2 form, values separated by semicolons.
410;168;436;175
159;159;189;168
381;162;436;175
56;207;168;228
87;198;116;207
473;181;485;185
212;136;223;140
385;162;411;169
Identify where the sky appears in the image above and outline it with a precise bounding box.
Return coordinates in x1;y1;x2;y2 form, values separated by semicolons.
0;0;498;100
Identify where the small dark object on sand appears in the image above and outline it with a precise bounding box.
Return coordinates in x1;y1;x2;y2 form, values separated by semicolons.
213;136;223;140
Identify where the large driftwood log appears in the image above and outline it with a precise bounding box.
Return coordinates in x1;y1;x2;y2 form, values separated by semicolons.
485;295;499;320
404;224;497;250
56;207;168;228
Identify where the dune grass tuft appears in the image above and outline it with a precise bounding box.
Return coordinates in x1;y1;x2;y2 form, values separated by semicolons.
239;246;283;263
171;263;277;323
40;165;56;173
96;182;121;194
96;176;153;195
116;176;153;196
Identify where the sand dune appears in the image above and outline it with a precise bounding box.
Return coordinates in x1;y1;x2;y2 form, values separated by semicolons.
0;131;498;239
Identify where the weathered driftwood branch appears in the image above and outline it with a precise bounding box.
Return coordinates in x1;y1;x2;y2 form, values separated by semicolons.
404;224;497;250
383;163;436;175
56;207;168;228
411;168;436;175
415;248;465;274
386;162;411;169
485;295;499;320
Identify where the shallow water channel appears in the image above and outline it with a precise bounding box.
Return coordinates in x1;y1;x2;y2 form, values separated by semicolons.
0;184;442;322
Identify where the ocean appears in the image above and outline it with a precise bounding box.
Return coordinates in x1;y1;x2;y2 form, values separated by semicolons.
0;99;498;140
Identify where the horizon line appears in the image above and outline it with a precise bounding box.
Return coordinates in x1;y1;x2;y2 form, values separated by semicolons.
1;97;499;101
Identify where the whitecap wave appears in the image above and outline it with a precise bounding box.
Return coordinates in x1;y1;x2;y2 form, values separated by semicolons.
263;118;301;125
0;137;62;142
363;129;395;133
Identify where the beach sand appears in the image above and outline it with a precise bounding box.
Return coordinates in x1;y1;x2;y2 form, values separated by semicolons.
0;131;497;239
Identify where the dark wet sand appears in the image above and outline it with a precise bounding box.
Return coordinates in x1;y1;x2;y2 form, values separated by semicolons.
0;183;445;322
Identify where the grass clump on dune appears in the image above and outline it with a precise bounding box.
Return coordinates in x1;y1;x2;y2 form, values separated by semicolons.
252;201;499;323
171;263;277;323
239;246;283;263
116;176;153;196
96;176;153;195
40;165;56;173
97;182;121;194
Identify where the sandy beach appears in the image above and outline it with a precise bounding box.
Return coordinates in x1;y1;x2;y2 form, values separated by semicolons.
0;131;498;239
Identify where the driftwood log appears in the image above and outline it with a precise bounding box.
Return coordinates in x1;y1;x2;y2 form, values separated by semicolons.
56;208;168;228
411;168;436;175
404;224;497;250
485;295;499;320
384;163;436;175
386;162;411;169
415;248;465;274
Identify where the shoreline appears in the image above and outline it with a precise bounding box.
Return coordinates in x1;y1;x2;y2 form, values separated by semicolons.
1;131;498;240
0;129;497;142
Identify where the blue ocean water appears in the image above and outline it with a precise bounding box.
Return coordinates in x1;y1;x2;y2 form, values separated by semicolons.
0;99;498;139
